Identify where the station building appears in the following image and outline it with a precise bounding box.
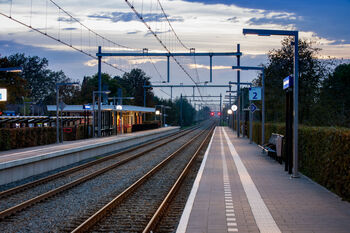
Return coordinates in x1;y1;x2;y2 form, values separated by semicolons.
0;104;156;135
46;104;156;135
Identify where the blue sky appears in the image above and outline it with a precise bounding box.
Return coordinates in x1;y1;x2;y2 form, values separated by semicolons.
0;0;349;106
185;0;350;44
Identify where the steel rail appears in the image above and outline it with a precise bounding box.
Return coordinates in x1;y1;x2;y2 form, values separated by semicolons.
71;123;214;233
143;125;214;232
0;126;200;220
0;126;196;199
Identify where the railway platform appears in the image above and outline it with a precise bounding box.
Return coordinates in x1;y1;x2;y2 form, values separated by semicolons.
0;126;179;185
177;126;350;233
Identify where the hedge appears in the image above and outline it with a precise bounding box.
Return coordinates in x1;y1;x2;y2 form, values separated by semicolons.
0;123;161;151
0;125;92;151
0;127;56;150
243;122;350;201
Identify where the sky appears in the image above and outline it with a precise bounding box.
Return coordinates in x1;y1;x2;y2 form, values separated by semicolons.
0;0;349;109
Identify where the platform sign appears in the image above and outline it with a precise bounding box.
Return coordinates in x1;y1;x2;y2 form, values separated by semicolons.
0;88;7;101
83;104;91;110
283;75;293;90
249;103;257;113
249;87;261;100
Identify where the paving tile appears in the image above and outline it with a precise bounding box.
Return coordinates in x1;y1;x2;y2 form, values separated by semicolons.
183;127;350;233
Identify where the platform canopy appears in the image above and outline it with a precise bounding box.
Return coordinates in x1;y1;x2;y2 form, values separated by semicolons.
47;105;155;113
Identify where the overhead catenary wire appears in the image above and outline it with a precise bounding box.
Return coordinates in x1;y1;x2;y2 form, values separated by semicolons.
125;0;205;103
156;0;190;51
0;11;125;72
48;0;136;50
0;0;144;73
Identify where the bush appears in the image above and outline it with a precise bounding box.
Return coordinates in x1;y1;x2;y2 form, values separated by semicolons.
249;122;350;201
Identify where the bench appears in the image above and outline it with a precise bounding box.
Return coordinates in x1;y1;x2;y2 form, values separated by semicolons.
258;133;284;164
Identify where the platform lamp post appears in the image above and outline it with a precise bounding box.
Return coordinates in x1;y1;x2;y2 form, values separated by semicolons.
232;65;265;145
227;109;233;126
243;28;299;178
92;90;111;138
163;106;171;126
155;109;161;126
56;82;79;143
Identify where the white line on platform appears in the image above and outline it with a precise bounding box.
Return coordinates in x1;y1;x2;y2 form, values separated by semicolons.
219;128;238;233
223;127;281;233
176;127;217;233
228;228;238;232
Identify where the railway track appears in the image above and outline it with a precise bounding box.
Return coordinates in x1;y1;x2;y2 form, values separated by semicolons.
0;123;212;232
0;125;198;218
70;123;215;233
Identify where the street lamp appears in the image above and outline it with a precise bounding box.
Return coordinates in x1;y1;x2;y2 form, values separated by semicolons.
232;65;266;145
243;28;299;178
56;82;79;143
231;105;238;112
92;90;111;138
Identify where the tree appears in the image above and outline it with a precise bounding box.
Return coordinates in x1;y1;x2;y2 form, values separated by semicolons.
152;96;196;126
318;63;350;127
6;53;74;104
77;73;122;105
0;57;28;110
253;38;328;124
116;69;154;106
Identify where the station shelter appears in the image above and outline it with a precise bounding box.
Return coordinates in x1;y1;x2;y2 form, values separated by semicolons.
46;104;155;135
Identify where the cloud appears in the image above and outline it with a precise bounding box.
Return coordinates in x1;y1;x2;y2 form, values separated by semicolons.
227;16;238;23
57;17;79;23
247;11;298;26
184;0;350;44
126;30;142;35
188;64;232;70
62;27;78;31
144;29;171;37
129;58;166;65
84;58;110;67
88;11;184;23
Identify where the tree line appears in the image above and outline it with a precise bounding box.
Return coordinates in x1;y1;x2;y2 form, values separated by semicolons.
0;54;198;126
251;38;349;128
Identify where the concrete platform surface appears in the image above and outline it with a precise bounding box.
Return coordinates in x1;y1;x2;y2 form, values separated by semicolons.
0;127;178;166
0;127;179;185
177;127;350;233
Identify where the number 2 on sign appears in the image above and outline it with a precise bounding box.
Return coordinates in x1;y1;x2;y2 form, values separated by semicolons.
253;92;257;99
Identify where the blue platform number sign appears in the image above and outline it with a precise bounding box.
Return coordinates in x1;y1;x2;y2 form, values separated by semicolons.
249;87;261;101
283;75;293;90
0;88;7;101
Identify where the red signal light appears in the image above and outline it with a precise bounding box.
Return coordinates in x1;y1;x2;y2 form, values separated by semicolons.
210;112;214;116
217;112;221;116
